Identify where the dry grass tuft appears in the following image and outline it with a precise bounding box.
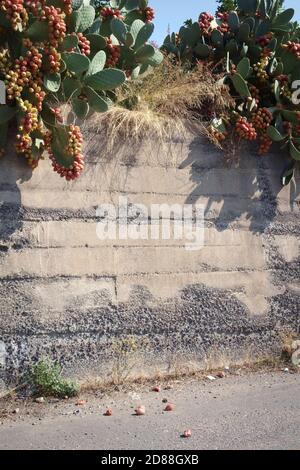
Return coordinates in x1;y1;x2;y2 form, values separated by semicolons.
79;354;288;395
83;59;234;157
280;330;300;358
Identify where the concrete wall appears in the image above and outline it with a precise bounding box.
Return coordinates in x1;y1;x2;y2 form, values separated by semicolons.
0;132;299;385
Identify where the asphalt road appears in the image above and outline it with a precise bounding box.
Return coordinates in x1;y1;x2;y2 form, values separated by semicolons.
0;371;299;450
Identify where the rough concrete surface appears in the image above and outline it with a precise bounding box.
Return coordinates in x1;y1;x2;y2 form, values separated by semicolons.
0;371;299;450
0;135;299;384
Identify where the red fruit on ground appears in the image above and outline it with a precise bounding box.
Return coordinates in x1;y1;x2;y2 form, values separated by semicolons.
217;371;226;378
104;408;112;416
164;403;174;412
135;405;146;416
183;429;192;438
75;399;86;406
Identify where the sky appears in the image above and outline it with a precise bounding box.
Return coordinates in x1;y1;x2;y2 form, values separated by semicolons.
150;0;300;45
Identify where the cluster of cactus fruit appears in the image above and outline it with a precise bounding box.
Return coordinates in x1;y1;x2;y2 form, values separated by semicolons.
163;0;300;185
0;0;162;179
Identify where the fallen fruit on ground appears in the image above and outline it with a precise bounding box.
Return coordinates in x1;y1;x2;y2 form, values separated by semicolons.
183;429;192;438
104;408;112;416
217;371;226;378
164;403;174;412
75;399;86;406
135;405;146;416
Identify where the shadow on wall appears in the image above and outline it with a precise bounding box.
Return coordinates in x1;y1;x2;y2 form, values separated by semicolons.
0;152;33;249
181;138;300;233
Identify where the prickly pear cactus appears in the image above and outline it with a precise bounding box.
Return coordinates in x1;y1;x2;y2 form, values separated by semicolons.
0;0;162;180
163;0;300;185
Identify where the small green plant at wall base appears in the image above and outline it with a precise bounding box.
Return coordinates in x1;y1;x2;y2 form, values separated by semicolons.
29;359;79;398
0;0;162;180
162;0;300;185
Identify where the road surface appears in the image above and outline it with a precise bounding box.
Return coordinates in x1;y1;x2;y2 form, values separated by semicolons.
0;371;299;450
